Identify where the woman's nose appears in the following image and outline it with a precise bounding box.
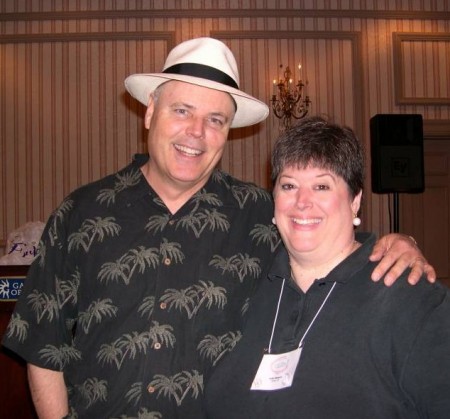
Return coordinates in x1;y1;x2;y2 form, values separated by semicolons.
295;189;313;209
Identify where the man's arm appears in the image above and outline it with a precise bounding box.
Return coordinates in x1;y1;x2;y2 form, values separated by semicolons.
369;233;436;286
27;363;69;419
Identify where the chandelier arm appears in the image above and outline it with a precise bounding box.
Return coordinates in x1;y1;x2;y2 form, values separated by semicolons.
270;64;312;129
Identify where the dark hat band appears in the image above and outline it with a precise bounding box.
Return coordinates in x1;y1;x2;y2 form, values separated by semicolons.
163;63;239;89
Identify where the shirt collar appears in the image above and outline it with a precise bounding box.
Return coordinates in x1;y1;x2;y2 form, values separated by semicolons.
268;232;376;285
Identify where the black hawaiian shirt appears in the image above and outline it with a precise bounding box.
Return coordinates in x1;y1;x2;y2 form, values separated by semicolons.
2;154;280;418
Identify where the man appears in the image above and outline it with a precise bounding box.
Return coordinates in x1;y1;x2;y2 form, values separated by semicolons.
2;37;435;418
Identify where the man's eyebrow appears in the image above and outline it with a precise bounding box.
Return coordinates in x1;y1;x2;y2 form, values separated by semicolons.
209;111;230;121
170;101;195;109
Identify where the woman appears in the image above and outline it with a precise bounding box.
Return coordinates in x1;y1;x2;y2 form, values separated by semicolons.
204;116;450;418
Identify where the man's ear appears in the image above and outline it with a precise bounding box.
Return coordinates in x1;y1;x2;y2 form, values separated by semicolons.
144;95;155;129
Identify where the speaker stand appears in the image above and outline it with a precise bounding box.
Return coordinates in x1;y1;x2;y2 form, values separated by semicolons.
393;192;400;233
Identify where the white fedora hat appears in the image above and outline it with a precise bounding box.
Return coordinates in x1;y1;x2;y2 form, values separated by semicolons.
124;37;269;128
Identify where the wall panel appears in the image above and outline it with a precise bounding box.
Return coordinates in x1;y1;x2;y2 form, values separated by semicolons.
0;33;174;247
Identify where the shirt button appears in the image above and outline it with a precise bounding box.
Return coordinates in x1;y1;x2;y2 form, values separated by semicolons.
147;385;156;394
168;220;175;226
154;342;162;350
163;258;171;266
160;302;167;310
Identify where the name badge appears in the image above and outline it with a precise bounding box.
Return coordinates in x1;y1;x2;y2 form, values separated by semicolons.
250;347;302;391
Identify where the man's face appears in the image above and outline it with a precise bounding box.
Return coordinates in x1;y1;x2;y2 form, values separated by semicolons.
143;80;235;199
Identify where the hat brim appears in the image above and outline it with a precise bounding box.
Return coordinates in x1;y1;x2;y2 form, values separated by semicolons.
124;73;269;128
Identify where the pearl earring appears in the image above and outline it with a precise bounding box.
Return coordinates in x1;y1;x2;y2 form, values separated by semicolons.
272;217;276;225
353;214;361;227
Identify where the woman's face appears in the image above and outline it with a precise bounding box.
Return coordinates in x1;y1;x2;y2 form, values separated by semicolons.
273;164;362;262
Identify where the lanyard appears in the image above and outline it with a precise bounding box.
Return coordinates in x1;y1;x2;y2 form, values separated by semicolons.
267;278;337;354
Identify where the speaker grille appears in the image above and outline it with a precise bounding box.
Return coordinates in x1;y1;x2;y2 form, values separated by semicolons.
370;114;424;194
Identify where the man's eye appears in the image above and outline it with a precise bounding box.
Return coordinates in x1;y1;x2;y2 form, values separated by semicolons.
208;117;225;127
175;108;188;115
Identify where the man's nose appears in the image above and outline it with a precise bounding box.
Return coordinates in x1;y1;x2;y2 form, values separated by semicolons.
186;117;205;138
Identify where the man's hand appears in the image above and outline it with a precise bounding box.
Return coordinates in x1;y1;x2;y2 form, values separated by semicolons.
369;233;436;286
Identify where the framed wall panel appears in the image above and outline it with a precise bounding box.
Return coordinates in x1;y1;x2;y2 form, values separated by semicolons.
0;32;174;245
393;33;450;105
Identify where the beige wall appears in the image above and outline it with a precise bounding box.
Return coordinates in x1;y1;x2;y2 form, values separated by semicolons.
1;1;450;254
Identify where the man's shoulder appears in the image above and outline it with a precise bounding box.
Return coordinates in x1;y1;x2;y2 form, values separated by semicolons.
68;159;143;203
48;158;145;225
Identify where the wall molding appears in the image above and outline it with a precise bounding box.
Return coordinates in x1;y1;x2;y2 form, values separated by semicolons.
393;32;450;105
0;31;175;45
424;120;450;139
0;9;448;22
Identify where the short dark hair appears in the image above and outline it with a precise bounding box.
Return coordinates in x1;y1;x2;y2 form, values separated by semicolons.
271;116;364;199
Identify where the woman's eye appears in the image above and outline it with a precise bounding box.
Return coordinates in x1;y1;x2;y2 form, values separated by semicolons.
281;183;294;190
315;184;330;190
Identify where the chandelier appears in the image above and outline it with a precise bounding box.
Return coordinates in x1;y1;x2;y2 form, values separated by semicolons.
271;64;311;130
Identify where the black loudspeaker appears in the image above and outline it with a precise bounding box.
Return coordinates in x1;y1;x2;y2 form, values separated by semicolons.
370;114;425;193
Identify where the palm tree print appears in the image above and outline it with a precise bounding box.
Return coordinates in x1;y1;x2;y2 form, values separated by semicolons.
148;321;175;348
250;223;281;252
36;240;46;267
138;296;155;319
6;313;29;342
194;281;227;310
38;343;82;369
209;253;261;282
125;382;143;406
191;189;223;212
241;297;251;316
78;298;118;333
160;280;227;319
176;190;230;238
177;208;229;238
97;323;174;370
56;269;80;308
211;169;228;185
145;214;170;234
178;370;203;403
135;408;162;419
97;331;150;370
111;406;162;419
27;289;59;324
97;169;141;206
98;244;167;285
150;373;183;406
124;383;164;418
48;198;74;247
148;370;203;406
68;216;121;253
231;183;271;209
76;377;108;407
159;239;184;264
197;331;242;366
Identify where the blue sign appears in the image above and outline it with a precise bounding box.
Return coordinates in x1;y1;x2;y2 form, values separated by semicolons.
0;277;25;302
